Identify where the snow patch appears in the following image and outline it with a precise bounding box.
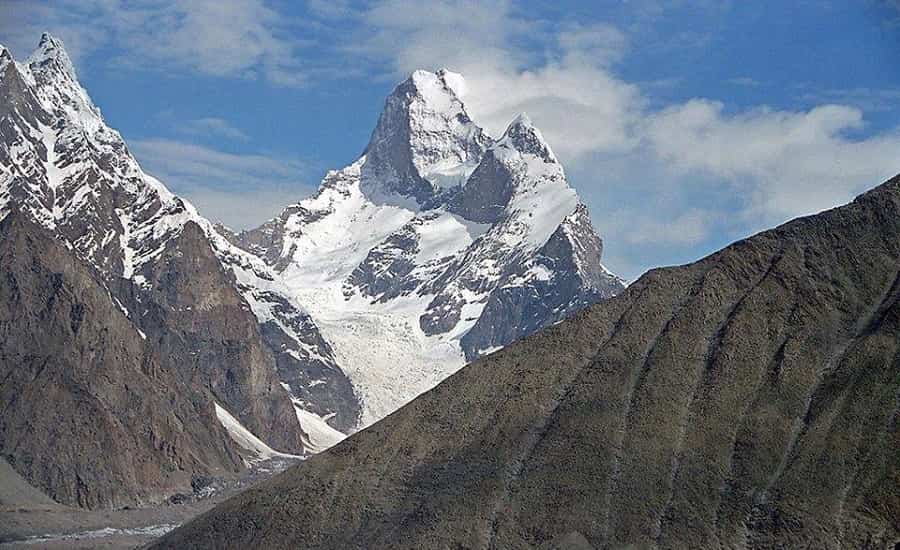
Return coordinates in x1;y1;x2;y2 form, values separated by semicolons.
293;406;346;453
214;403;298;463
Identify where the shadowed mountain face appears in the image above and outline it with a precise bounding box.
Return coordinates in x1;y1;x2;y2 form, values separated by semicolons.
0;212;245;509
155;175;900;549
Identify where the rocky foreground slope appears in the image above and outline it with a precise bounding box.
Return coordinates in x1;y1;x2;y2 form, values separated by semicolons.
155;176;900;549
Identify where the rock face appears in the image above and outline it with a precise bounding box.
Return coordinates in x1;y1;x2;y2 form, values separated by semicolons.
362;69;491;203
119;221;305;452
230;73;624;425
155;176;900;549
0;212;243;509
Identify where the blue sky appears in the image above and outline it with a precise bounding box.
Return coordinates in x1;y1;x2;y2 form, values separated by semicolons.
2;0;900;280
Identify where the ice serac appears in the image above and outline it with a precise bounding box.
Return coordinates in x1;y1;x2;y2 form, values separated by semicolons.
362;68;492;203
230;73;625;426
153;173;900;550
0;35;345;507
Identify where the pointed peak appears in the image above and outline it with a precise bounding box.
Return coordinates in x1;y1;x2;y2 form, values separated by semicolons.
27;32;77;80
509;112;534;128
0;44;21;83
38;32;63;49
396;69;466;109
0;45;11;68
363;68;490;200
497;113;557;163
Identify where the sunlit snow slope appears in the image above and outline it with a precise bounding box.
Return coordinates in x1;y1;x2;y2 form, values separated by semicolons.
230;70;625;426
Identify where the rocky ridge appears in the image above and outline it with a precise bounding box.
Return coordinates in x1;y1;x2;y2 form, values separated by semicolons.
155;173;900;550
0;35;321;508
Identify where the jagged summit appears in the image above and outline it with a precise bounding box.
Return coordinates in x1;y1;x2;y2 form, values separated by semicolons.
0;47;12;79
34;32;65;54
27;33;77;80
360;70;569;207
498;112;558;163
18;33;106;138
363;69;492;201
227;69;625;424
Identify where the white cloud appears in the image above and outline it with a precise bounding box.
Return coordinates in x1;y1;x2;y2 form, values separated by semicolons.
179;117;249;141
646;100;900;221
130;139;314;227
462;64;642;158
356;0;530;72
116;0;302;81
557;23;629;68
2;0;311;86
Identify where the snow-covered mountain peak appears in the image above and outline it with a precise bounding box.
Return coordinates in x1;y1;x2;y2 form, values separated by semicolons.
496;112;558;164
27;33;78;82
362;69;492;202
0;47;12;80
2;36;360;450
22;34;105;137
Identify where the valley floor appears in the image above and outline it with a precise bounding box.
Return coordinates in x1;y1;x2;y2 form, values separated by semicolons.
0;456;302;549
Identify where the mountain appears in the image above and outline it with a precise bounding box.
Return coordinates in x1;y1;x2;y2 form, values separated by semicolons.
227;70;624;424
1;36;622;507
154;176;900;549
0;35;317;507
1;34;356;442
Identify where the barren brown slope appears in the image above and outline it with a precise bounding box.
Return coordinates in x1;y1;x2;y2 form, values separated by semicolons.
153;175;900;549
0;211;245;509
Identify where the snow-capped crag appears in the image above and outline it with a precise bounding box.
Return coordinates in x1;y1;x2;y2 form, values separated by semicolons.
227;70;625;424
